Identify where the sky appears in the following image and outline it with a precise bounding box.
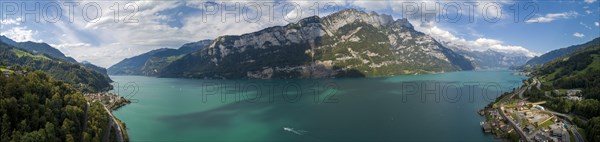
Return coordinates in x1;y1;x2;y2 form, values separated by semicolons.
0;0;599;67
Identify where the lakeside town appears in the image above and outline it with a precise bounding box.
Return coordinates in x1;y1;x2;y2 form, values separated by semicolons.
481;77;587;142
85;92;131;110
84;92;131;142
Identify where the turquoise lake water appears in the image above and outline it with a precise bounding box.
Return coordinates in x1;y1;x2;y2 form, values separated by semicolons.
111;71;527;141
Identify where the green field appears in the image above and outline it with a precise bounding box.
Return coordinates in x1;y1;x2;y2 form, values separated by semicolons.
11;49;51;60
537;119;555;130
0;67;13;73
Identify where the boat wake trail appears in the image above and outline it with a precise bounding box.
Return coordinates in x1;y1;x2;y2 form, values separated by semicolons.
283;127;308;135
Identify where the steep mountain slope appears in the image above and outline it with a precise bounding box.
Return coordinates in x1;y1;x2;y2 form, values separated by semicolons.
159;9;474;79
0;42;112;92
107;40;212;75
525;37;600;66
0;35;77;63
534;44;600;98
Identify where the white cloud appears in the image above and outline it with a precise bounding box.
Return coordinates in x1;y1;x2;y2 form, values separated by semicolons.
388;0;510;23
0;17;21;25
423;26;537;57
595;22;599;27
11;0;539;67
36;1;197;67
44;0;345;67
50;43;92;51
0;27;40;42
350;0;389;12
526;11;578;23
573;32;585;38
586;10;593;14
584;0;596;4
580;22;592;29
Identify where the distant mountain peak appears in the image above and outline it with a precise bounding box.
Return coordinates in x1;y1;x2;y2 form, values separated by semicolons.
323;8;396;29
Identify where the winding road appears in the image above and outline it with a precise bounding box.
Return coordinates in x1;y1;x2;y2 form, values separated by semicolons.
102;105;125;142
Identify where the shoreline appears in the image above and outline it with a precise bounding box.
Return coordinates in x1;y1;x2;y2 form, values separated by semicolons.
85;92;131;142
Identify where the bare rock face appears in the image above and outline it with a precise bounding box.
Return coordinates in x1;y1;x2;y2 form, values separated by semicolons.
158;9;474;79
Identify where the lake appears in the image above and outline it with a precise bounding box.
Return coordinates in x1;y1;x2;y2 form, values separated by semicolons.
111;71;527;141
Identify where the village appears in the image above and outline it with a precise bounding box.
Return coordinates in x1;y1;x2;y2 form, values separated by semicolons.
85;92;131;110
480;77;586;142
481;101;574;142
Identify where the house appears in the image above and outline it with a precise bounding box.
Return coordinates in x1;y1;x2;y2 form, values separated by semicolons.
3;71;9;77
553;90;562;95
533;105;545;110
525;124;536;133
517;102;526;111
501;125;514;133
535;133;550;142
482;123;492;133
566;96;583;101
525;111;533;117
541;127;549;132
551;129;563;137
567;89;582;96
550;123;564;137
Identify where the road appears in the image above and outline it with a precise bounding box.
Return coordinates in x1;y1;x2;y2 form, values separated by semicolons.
498;86;531;142
498;106;531;142
102;105;125;142
534;77;541;90
520;77;539;99
542;110;585;142
513;77;585;142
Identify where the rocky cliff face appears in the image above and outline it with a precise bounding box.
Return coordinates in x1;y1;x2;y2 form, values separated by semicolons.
158;9;474;79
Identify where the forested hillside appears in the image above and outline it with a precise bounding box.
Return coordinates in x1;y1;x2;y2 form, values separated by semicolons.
0;42;112;92
524;43;600;142
0;71;116;141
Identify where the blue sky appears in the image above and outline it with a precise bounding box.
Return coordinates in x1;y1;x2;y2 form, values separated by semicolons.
0;0;599;67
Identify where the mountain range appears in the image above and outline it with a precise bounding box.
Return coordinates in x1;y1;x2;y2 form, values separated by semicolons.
110;9;480;79
444;44;531;69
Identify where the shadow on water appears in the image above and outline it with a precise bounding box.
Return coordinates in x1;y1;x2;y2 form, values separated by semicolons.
156;73;522;141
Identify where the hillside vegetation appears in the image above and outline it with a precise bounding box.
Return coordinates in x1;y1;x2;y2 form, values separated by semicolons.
0;42;112;92
524;44;600;142
0;71;114;141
